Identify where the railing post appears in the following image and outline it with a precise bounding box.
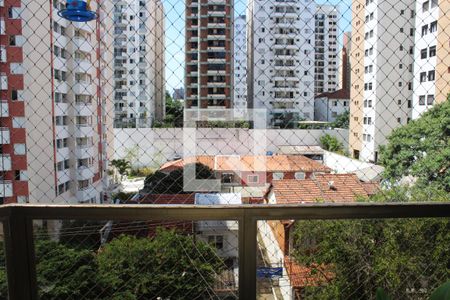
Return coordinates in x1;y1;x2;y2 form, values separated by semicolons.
239;212;257;300
3;208;38;300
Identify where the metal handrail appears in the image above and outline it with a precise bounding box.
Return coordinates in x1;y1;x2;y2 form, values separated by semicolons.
1;202;449;300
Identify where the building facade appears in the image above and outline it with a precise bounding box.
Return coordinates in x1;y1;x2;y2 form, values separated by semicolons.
314;89;350;122
185;0;234;112
411;0;449;119
247;0;316;127
113;0;165;128
338;31;351;91
314;5;339;95
233;15;247;116
0;0;113;203
349;0;415;162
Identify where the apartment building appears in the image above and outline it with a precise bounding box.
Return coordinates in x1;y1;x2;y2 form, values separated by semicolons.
0;2;28;204
411;0;449;119
349;0;415;162
113;0;165;128
247;0;316;127
338;31;351;91
0;0;113;204
234;15;247;116
314;5;339;95
185;0;234;113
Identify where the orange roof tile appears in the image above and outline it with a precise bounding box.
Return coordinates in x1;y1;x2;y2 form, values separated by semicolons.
284;256;333;288
159;155;331;173
361;182;381;196
270;174;373;203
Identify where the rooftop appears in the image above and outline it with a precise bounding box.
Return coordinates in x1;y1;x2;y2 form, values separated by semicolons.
159;154;331;173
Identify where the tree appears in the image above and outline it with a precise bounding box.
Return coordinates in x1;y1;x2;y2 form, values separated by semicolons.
319;134;344;154
143;163;215;194
97;231;223;299
35;239;100;300
111;159;131;176
330;110;349;129
379;97;450;191
291;188;450;299
153;92;184;128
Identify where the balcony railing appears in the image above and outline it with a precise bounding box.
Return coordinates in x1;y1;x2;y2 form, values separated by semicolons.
0;202;449;299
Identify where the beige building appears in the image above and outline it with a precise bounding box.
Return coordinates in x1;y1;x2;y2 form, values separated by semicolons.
18;0;114;203
411;0;450;119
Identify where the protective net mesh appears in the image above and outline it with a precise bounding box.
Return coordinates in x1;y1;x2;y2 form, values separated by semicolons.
0;0;449;297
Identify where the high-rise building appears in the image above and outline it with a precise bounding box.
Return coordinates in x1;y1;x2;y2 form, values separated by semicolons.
338;31;351;91
185;0;234;112
0;0;113;204
314;5;339;95
247;0;316;127
411;0;449;119
349;0;415;162
113;0;165;128
233;15;247;115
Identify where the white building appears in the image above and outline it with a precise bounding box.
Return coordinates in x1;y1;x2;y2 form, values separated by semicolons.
195;193;240;261
234;15;247;116
314;5;340;95
349;0;415;162
411;0;449;119
314;89;350;122
113;0;165;128
20;0;113;203
247;0;316;127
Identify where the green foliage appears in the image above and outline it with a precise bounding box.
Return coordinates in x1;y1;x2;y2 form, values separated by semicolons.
153;92;183;128
129;167;154;177
379;98;450;191
430;281;450;300
319;134;344;154
0;230;222;299
36;239;100;300
59;220;104;251
97;231;223;299
143;163;215;194
330;110;349;129
111;159;131;176
292;189;450;299
202;120;250;128
376;288;392;300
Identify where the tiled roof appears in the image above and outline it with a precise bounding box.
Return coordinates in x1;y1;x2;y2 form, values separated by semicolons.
284;256;333;288
270;174;375;203
361;182;381;196
159;155;331;173
315;88;350;100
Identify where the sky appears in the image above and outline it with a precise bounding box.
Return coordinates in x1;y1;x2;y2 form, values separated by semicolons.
161;0;352;94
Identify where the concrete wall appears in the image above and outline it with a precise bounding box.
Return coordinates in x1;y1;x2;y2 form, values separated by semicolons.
113;128;349;168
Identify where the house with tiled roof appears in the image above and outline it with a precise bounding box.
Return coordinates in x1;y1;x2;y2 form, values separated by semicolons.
260;174;379;298
266;173;376;204
159;154;331;190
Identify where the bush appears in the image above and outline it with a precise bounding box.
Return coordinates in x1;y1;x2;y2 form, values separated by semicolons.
319;134;344;154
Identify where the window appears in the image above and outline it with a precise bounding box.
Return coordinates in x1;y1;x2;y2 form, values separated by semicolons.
422;1;429;12
431;0;438;8
0;46;5;63
208;235;223;250
430;21;437;33
421;48;427;59
12;117;26;128
221;173;234;184
429;46;436;57
398;99;402;105
419;95;426;105
273;172;284;180
78;179;90;190
294;172;305;180
421;25;428;36
428;70;435;81
420;72;427;82
427;94;434;105
397;117;401;123
14;144;26;155
247;175;259;183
